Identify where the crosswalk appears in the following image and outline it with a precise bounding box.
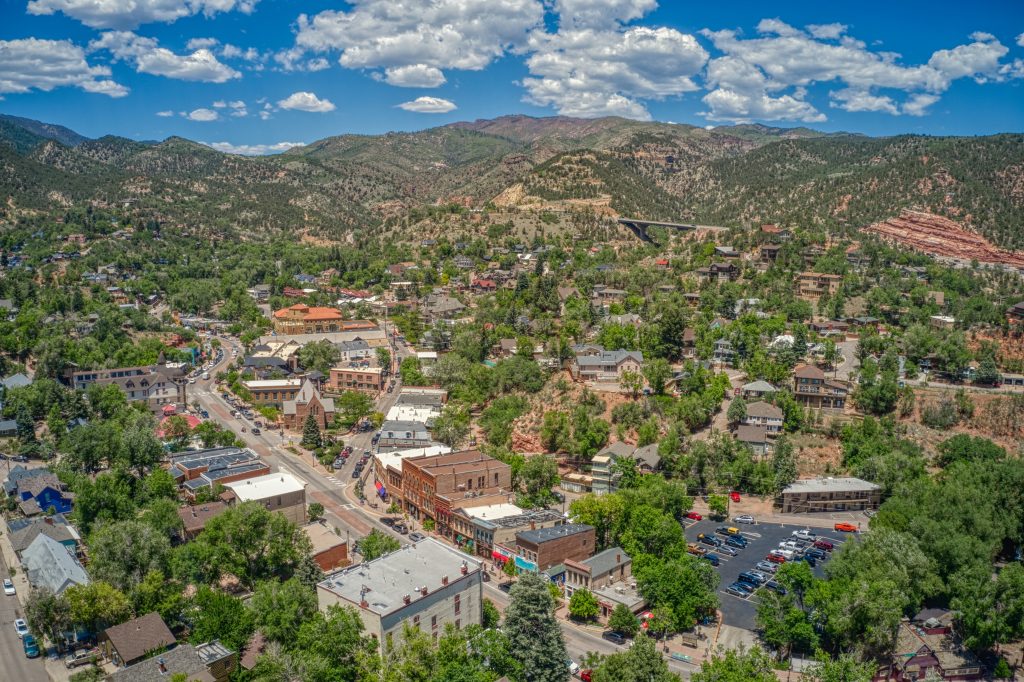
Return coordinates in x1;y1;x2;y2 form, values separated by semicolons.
325;475;345;487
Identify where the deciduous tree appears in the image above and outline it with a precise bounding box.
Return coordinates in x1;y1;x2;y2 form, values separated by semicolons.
503;572;568;682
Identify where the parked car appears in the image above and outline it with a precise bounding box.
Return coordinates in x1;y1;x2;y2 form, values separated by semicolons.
3;579;15;596
702;553;720;567
251;428;261;435
733;515;755;524
393;523;409;535
748;570;770;584
792;529;816;540
766;553;787;564
567;660;580;676
697;534;721;547
686;543;707;557
65;648;97;668
726;582;752;597
603;631;627;645
685;512;703;521
737;572;763;586
814;539;835;551
725;536;748;549
729;492;741;502
333;458;345;469
801;555;817;567
381;517;398;527
834;522;858;533
23;634;40;658
755;561;778;573
765;580;787;595
716;545;737;556
805;548;827;560
409;532;426;542
581;670;593;682
350;469;361;479
778;541;800;552
14;618;29;638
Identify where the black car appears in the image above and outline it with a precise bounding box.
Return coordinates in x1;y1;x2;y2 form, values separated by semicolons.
725;536;748;549
603;632;627;645
351;469;361;478
765;580;788;595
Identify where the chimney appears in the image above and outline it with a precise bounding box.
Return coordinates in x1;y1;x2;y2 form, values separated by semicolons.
460;561;468;575
442;575;448;586
420;586;428;596
403;594;411;605
616;553;621;564
157;658;167;673
361;598;369;608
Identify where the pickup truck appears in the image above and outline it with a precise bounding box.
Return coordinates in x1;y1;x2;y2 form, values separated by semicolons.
686;543;707;556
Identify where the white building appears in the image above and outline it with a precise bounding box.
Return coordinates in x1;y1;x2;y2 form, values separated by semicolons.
225;472;307;525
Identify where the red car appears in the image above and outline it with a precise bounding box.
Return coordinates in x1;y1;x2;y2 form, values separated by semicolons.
685;512;703;521
581;671;592;682
766;553;787;564
814;539;834;551
834;522;858;533
730;492;741;503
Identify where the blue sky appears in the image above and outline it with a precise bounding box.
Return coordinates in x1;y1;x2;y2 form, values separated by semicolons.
1;0;1022;154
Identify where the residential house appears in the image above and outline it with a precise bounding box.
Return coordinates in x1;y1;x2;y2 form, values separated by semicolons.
454;255;475;269
929;315;956;330
572;349;643;383
712;338;735;365
176;502;229;541
7;514;80;555
338;338;374;363
70;363;186;413
780;477;881;514
590;285;627;309
5;468;74;515
100;613;176;668
512;524;596;573
21;533;89;594
696;262;739;283
328;366;384;395
241;355;292;379
878;610;983;681
758;243;782;267
735;424;772;458
272;304;344;334
247;284;271;302
316;539;484;648
282;378;336;431
683;292;701;307
108;641;236;682
422;294;466;325
742;401;784;435
793;364;849;410
681;328;697;359
608;313;642;327
714;246;741;259
809;320;849;337
1;372;31;390
1005;301;1024;324
564;548;643;620
741;380;778;401
760;224;792;241
796;272;842;298
224;472;308;526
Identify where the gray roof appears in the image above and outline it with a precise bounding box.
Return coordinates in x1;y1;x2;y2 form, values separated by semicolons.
8;516;78;553
283;378;335;416
1;373;31;389
782;477;880;495
745;401;783;419
580;547;631;576
735;424;769;444
339;338;371;352
3;465;52;495
318;538;481;617
21;533;89;594
107;641;234;682
517;523;594;545
742;380;778;393
575;350;643;367
631;444;661;470
596;442;635;458
380;420;431;437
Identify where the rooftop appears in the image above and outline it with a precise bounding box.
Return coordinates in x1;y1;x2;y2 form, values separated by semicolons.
241;378;303;389
516;523;594;545
225;472;305;501
460;502;525;521
375;445;452;473
303;521;348;555
317;538;482;617
103;612;176;664
783;477;881;495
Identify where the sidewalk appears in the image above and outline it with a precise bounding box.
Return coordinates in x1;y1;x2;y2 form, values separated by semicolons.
0;526;30;609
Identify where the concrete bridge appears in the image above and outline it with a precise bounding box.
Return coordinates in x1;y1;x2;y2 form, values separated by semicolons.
617;218;698;243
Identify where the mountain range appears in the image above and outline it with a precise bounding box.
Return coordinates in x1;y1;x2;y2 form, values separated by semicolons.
1;113;1022;248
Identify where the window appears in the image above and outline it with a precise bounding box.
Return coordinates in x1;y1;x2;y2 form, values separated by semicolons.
413;615;420;627
454;594;461;614
431;615;437;629
494;473;499;485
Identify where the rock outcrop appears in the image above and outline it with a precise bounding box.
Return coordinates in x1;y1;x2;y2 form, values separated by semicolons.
862;209;1024;268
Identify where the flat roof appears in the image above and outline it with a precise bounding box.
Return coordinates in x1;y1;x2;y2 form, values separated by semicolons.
517;523;594;545
375;445;451;473
782;477;880;494
225;472;305;500
242;379;303;389
461;503;524;521
303;522;347;554
318;537;481;617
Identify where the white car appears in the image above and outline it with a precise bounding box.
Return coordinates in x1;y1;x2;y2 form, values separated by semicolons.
733;515;755;524
792;529;815;540
567;660;580;675
778;541;800;551
14;618;28;638
3;579;15;596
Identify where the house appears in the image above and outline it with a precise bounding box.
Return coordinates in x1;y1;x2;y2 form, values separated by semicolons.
0;418;18;437
304;522;350;571
714;246;741;259
608;313;642;327
108;641;236;682
796;272;842;298
5;468;74;515
929;315;956;330
100;612;176;668
21;533;89;594
590;442;660;495
338;338;374;363
378;420;433;451
809;320;849;337
327;366;385;395
758;243;782;267
681;328;697;359
282;378;336;431
512;523;596;573
780;477;881;514
272;304;345;334
1006;301;1024;324
572;349;643;383
793;364;849;410
7;514;80;555
422;294;466;325
742;401;784;435
734;424;772;458
247;284;271;302
494;338;519;358
399;450;512;535
590;454;616;496
224;473;307;526
760;224;792;241
712;338;735;365
317;538;483;647
70;363;186;414
454;255;475;269
1;372;31;390
878;611;984;681
564;548;643;621
696;262;739;283
176;502;229;541
741;380;778;401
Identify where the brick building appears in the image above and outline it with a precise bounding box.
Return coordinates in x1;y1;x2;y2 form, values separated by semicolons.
272;304;344;334
328;366;385;394
241;378;303;407
304;522;350;571
511;523;596;573
283;378;336;431
399;450;512;535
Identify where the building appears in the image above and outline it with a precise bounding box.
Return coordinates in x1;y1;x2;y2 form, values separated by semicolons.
372;445;451;503
7;514;80;555
272;304;344;334
283;378;336;431
880;611;984;681
176;502;229;541
741;380;778;401
100;612;176;668
734;424;772;458
780;477;882;514
743;401;784;435
513;524;596;573
168;447;269;499
224;472;307;525
1006;300;1024;324
452;505;564;560
758;243;782;267
304;522;350;571
796;272;842;298
590;454;616;495
712;339;735;365
317;538;483;647
929;315;956;330
793;364;849;410
572;349;643;383
378;420;433;451
564;548;643;620
241;378;303;407
338;338;374;362
399;450;512;534
70;363;186;413
422;295;466;325
108;641;236;682
3;467;74;515
21;533;89;594
328;366;385;395
695;262;739;283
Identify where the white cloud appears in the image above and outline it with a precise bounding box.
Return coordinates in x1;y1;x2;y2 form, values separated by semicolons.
523;25;708;120
277;91;336;112
91;32;240;83
381;64;447;88
273;47;330;72
700;22;1021;122
1017;33;1024;48
187;37;219;50
0;37;127;97
397;96;457;113
553;0;657;29
26;0;259;30
212;100;227;108
295;0;544;80
156;110;174;116
185;108;219;121
202;140;304;155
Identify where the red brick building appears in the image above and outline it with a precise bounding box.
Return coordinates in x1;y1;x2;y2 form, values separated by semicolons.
512;523;596;572
400;450;512;535
283;378;336;431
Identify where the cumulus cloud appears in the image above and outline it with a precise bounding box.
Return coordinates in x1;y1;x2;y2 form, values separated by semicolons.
277;91;336;112
185;108;219;121
26;0;259;30
1018;33;1024;48
202;140;304;155
397;96;457;113
700;22;1022;122
295;0;544;81
0;37;127;97
156;110;174;116
91;32;240;82
187;37;219;50
553;0;657;29
380;64;447;88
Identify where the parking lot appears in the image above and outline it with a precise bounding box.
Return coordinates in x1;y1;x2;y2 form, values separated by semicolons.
683;517;858;630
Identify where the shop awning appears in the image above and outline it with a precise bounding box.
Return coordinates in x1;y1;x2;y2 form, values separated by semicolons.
374;481;386;498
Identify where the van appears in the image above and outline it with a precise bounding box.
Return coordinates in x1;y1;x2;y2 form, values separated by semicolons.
202;372;210;380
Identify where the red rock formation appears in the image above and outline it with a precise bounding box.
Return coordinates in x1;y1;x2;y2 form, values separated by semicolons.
862;209;1024;268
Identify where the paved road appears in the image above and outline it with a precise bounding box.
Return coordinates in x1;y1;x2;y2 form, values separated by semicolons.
0;552;48;682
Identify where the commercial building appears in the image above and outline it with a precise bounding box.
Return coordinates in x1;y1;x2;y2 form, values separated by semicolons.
272;304;344;334
328;366;385;395
399;450;512;535
451;505;564;560
378;420;433;451
241;378;303;407
303;522;350;571
317;538;483;647
168;447;269;499
779;477;881;514
564;548;644;621
282;378;336;431
224;472;307;525
372;445;452;504
512;523;596;573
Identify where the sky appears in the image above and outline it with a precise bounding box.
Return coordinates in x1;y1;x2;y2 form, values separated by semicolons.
1;0;1023;154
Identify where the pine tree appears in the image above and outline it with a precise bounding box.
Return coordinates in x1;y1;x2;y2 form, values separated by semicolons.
301;414;322;449
504;572;568;682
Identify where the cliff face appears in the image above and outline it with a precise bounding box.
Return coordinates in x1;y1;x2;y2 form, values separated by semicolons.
862;209;1024;268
